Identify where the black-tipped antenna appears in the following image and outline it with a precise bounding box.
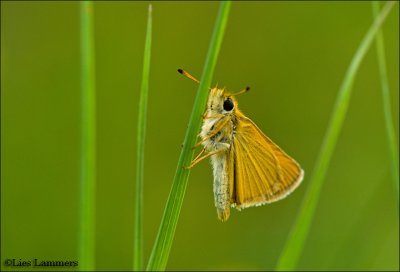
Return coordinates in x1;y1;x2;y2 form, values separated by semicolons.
231;86;250;96
178;69;200;84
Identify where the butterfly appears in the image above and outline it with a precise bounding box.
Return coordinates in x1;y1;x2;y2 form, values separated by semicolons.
179;69;304;221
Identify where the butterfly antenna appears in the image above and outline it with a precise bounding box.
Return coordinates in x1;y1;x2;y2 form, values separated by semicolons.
178;69;200;84
231;86;250;96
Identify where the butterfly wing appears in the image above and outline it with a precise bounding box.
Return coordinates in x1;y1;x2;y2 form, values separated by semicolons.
231;115;304;209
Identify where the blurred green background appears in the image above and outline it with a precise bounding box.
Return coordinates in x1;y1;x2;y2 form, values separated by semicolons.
1;1;399;271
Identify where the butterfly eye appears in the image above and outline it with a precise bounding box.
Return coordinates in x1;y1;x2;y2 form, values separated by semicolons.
223;98;234;111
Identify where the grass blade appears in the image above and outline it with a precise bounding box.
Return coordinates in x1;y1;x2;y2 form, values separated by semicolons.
371;1;399;205
146;1;231;270
79;1;96;271
133;4;152;271
275;2;396;270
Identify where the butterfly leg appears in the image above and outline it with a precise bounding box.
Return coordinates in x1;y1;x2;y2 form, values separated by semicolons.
193;117;230;149
196;113;224;147
192;147;206;163
202;113;225;120
185;148;226;170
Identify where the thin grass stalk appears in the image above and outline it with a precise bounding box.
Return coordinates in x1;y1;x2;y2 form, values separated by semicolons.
371;1;399;205
79;1;96;271
275;2;396;270
146;1;231;271
133;4;152;271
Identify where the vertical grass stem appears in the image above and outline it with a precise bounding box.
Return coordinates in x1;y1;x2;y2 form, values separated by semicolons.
371;1;399;205
133;4;152;271
79;1;96;271
146;1;231;271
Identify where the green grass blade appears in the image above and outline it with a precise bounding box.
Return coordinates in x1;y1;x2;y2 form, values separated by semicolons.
275;2;396;271
146;1;231;270
371;1;399;205
133;4;152;271
79;1;96;271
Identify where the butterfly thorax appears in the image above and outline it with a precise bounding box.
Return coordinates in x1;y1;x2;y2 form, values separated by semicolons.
200;88;238;152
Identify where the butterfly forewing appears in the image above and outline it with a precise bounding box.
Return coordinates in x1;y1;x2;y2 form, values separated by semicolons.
231;116;304;209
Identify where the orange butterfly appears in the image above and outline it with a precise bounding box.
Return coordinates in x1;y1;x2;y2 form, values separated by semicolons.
179;69;304;221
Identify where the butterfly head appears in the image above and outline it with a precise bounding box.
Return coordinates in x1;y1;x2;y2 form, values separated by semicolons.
207;87;238;115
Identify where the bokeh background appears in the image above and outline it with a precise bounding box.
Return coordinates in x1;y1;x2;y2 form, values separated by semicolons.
1;1;399;271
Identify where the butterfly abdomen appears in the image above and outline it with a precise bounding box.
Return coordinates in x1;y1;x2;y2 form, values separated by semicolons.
210;153;230;221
